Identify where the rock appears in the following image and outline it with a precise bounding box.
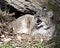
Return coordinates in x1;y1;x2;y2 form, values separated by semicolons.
16;34;22;42
1;38;12;43
5;0;39;14
1;35;5;38
15;47;20;48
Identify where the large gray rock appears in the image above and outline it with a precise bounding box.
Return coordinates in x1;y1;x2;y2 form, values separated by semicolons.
5;0;39;14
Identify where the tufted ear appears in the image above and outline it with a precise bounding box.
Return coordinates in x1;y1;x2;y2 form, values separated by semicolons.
47;11;53;18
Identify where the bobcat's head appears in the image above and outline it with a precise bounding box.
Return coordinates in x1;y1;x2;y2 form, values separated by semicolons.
32;11;56;41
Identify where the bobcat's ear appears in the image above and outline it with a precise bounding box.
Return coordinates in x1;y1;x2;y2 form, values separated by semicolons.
47;11;53;18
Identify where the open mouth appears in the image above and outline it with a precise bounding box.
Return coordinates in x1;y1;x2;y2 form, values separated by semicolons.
36;19;42;25
35;19;43;29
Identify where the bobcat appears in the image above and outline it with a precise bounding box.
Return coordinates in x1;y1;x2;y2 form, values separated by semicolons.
9;11;56;41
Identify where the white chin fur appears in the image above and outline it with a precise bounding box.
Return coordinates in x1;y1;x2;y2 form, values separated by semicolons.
31;22;55;41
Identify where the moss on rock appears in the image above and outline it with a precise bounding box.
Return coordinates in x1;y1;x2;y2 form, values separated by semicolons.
48;0;60;16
